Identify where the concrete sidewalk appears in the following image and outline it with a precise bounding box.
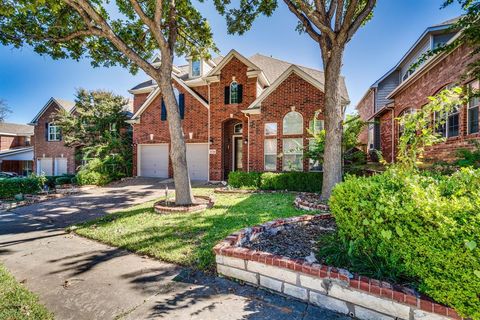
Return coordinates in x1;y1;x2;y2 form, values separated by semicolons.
0;178;351;319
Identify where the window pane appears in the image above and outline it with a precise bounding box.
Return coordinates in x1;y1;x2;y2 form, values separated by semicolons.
309;119;324;134
264;155;277;171
308;139;322;171
283;111;303;135
283;155;302;171
264;139;277;154
448;113;459;137
265;123;277;136
230;82;238;104
191;60;201;77
283;138;302;154
435;112;447;137
469;106;479;134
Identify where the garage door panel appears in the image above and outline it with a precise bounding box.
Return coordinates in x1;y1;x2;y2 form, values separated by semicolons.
37;158;53;176
139;144;169;178
186;144;208;181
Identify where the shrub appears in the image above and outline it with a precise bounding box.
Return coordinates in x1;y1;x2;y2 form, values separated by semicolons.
227;171;323;192
228;171;261;189
0;176;45;199
329;167;480;319
55;174;76;186
76;170;110;186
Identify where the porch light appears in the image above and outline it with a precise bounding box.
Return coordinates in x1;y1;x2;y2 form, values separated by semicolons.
244;139;248;145
209;137;214;144
150;133;154;141
189;132;193;140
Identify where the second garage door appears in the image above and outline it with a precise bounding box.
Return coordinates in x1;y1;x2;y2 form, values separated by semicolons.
139;144;169;178
186;143;208;181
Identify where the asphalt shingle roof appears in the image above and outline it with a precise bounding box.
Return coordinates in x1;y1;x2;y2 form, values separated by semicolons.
0;122;34;136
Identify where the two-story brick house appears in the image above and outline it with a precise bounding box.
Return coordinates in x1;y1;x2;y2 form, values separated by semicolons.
129;50;349;181
0;123;34;175
356;17;479;163
29;97;76;176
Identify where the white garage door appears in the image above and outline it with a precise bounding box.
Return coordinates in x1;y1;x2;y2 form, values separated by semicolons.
55;158;68;176
37;158;53;176
186;143;208;181
139;144;169;178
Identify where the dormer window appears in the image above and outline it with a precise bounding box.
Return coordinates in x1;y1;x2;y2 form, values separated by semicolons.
191;60;201;77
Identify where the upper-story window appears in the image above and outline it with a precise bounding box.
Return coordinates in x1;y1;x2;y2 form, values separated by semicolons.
283;111;303;135
468;81;479;134
230;81;239;104
47;123;61;141
191;60;201;77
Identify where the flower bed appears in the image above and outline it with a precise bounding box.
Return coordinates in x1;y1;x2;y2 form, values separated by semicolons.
214;214;462;320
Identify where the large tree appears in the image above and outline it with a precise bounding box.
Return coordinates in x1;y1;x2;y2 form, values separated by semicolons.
215;0;375;198
0;0;216;204
0;99;11;122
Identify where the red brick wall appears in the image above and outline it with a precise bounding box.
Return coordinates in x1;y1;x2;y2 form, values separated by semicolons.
132;80;209;177
249;73;325;172
133;93;150;113
386;43;479;163
356;89;375;148
33;101;76;174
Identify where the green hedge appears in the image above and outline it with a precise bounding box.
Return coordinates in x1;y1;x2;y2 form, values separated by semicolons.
228;171;323;192
0;176;45;199
54;175;76;186
329;167;480;319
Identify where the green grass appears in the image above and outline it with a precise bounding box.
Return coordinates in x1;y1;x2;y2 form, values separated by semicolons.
0;263;53;320
73;188;308;271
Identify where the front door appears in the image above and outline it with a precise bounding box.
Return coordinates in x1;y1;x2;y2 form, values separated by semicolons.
233;137;243;171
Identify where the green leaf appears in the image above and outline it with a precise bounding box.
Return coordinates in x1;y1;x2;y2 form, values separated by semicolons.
474;270;480;279
395;226;404;237
380;229;392;240
465;240;477;251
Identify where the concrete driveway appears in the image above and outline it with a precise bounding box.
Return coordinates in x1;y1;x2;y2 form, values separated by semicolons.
0;178;350;320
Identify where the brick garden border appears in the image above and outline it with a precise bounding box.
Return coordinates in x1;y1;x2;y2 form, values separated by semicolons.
213;214;462;320
294;193;330;211
153;195;214;214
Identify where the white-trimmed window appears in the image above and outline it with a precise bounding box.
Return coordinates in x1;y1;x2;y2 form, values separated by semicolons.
367;123;374;150
468;81;479;134
191;60;201;77
398;108;415;137
434;85;460;138
48;124;61;141
234;123;243;134
283;111;303;135
282;138;303;171
230;81;239;104
309;119;324;134
308;139;322;172
264;139;277;171
264;123;277;136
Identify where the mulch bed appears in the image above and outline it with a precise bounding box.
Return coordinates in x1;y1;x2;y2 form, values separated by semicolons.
243;217;336;262
154;195;214;214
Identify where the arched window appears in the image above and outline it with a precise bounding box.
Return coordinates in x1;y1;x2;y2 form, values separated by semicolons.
230;81;239;104
283;111;303;135
234;123;243;134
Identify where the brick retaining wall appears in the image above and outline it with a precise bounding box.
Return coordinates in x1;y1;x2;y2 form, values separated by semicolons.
213;215;462;320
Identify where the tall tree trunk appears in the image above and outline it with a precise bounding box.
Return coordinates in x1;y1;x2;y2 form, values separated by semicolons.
156;63;195;205
321;46;344;200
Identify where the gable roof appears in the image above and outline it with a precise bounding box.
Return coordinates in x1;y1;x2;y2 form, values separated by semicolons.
0;122;34;136
29;97;75;125
130;75;209;122
245;65;349;113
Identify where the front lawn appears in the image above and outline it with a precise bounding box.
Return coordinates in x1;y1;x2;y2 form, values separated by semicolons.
73;189;307;270
0;263;53;320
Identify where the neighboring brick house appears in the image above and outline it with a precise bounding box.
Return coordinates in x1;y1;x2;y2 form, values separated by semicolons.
356;17;479;163
29;98;76;176
129;50;350;181
0;123;34;175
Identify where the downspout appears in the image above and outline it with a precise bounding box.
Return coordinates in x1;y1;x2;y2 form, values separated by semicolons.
245;113;250;173
207;82;211;181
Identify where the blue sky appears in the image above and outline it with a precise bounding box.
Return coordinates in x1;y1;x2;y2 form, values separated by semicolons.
0;0;463;124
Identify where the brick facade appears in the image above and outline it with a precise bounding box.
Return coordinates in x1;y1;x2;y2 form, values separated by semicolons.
32;101;76;175
357;43;479;163
132;55;328;181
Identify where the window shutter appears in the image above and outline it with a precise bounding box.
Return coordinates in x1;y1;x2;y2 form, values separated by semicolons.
161;99;167;121
237;84;243;103
179;94;185;119
59;127;62;141
45;123;49;141
224;86;230;105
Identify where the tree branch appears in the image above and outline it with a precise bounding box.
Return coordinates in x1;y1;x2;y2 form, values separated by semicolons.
284;0;335;41
48;29;98;42
346;0;376;41
335;0;345;32
283;0;322;43
129;0;153;26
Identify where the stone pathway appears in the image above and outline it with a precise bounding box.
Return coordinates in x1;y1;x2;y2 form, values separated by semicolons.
0;178;351;320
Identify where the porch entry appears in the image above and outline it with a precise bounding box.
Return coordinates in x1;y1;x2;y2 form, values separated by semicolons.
222;119;244;180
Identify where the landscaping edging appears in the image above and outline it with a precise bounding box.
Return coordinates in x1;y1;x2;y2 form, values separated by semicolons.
294;193;330;211
154;195;214;214
213;214;462;320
